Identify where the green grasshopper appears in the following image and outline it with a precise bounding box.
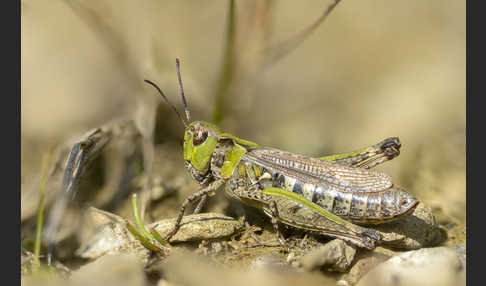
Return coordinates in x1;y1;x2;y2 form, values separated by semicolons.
144;59;419;250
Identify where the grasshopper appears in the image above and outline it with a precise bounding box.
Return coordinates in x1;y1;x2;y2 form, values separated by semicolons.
144;59;419;250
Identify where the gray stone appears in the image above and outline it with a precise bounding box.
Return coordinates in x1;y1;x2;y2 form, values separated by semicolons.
70;254;146;286
149;212;244;242
374;202;448;249
22;254;146;286
357;247;465;286
75;209;151;262
300;239;357;272
450;243;466;269
341;250;391;285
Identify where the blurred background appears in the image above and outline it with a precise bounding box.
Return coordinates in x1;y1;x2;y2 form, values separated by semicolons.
21;0;465;230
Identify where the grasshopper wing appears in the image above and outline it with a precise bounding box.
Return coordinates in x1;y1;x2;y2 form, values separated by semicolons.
244;147;393;193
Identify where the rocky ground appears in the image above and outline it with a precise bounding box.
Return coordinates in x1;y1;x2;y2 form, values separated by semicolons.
21;2;465;284
21;139;466;286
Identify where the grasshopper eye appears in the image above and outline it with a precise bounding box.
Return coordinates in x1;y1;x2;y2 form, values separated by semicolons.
193;130;208;146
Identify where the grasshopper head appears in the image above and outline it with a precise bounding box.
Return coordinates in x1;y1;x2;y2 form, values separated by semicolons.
183;121;222;174
145;59;226;183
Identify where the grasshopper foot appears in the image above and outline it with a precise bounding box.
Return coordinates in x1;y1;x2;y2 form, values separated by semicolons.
164;228;177;242
268;201;291;251
359;228;381;249
274;231;290;252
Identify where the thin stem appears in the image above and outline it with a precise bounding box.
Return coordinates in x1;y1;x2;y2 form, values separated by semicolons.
212;0;236;124
263;0;342;67
33;148;54;269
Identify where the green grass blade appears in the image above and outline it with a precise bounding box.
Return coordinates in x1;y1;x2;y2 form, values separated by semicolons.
126;223;164;253
149;228;169;247
33;148;54;269
131;193;155;241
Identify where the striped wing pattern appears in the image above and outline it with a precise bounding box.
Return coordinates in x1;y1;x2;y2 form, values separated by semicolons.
243;148;392;193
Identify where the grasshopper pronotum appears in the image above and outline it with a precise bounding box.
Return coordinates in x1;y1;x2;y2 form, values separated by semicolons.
144;59;418;250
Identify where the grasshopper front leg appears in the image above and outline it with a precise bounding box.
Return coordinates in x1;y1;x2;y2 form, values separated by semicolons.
193;194;208;214
165;179;225;241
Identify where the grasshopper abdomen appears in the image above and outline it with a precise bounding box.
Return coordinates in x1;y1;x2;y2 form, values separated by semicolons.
241;149;418;225
272;176;417;224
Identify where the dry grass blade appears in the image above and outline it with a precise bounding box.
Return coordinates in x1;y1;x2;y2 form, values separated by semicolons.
262;0;342;67
212;0;236;124
44;128;111;264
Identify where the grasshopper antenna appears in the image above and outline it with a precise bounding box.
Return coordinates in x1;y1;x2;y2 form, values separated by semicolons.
144;79;188;128
175;58;191;122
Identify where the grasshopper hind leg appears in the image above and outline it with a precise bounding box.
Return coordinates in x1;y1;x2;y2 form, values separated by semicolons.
261;187;381;249
318;137;401;169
